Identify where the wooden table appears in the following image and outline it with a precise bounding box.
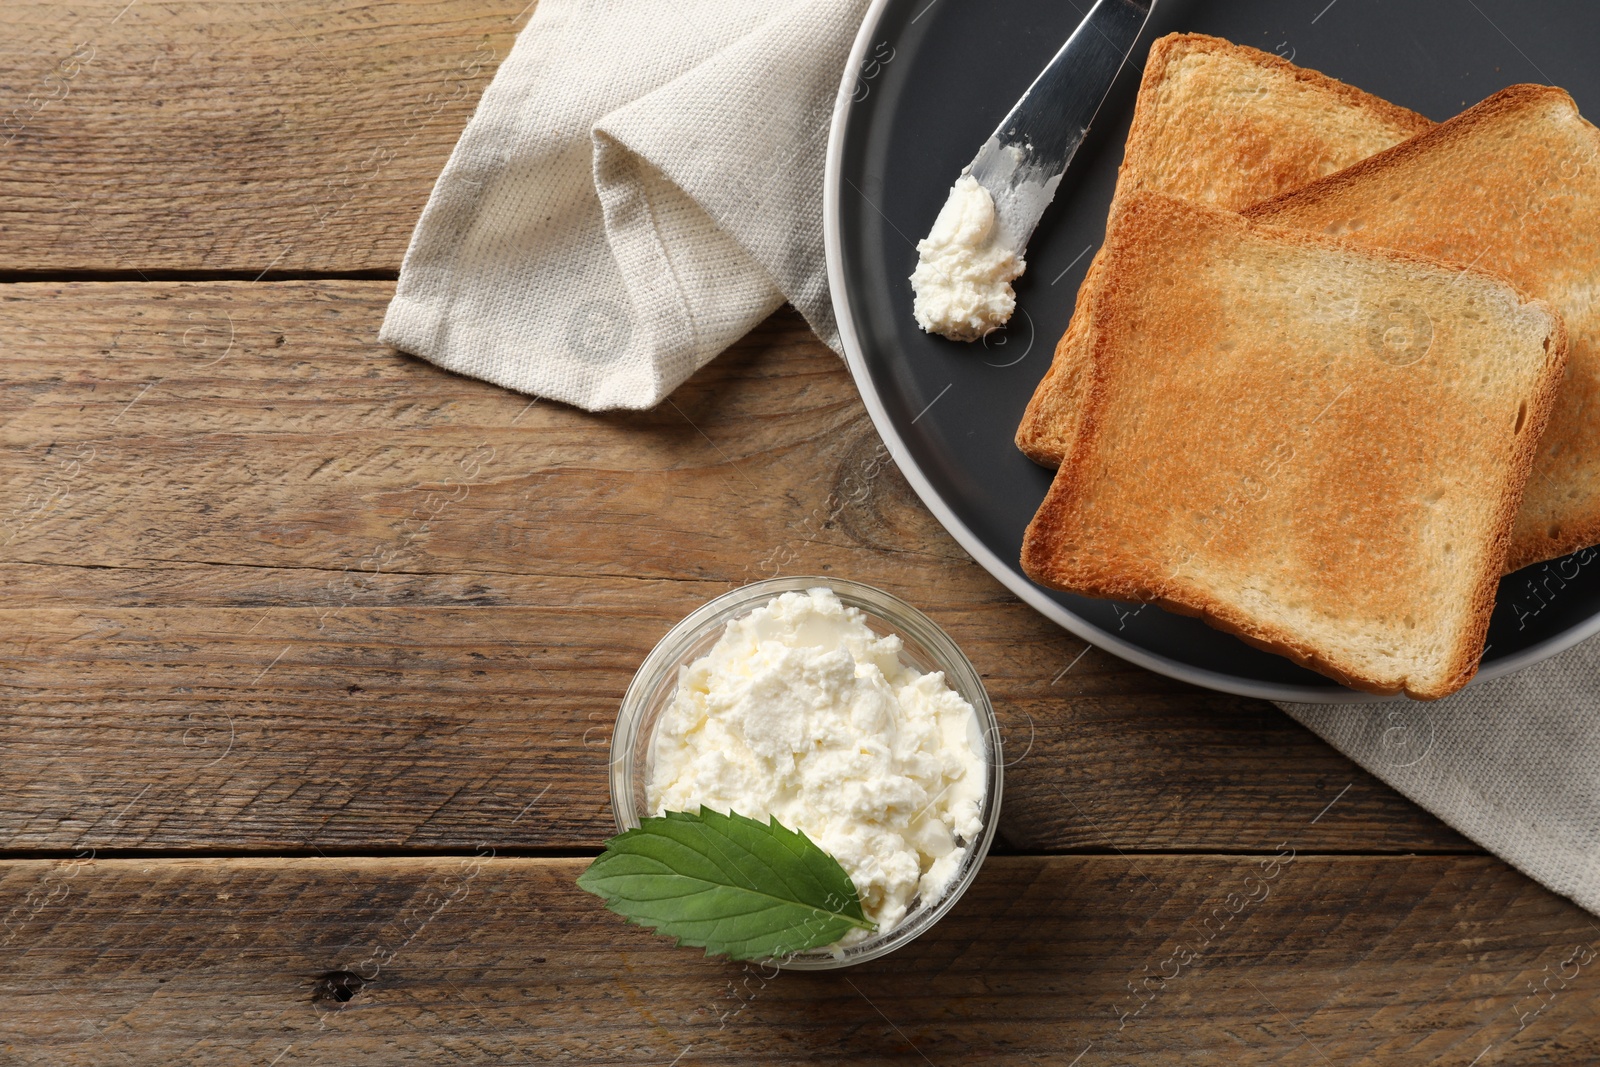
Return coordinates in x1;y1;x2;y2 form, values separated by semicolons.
2;3;1596;1063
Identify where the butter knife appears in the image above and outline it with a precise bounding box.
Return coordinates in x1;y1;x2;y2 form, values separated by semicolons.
971;0;1156;256
910;0;1155;340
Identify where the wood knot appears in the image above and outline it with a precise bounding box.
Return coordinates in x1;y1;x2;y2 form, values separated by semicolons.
311;970;366;1006
828;429;933;552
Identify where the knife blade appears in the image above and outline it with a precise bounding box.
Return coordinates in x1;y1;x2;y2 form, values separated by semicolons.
970;0;1155;257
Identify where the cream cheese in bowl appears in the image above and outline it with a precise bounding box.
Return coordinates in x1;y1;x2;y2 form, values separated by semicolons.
649;588;986;944
610;577;1003;968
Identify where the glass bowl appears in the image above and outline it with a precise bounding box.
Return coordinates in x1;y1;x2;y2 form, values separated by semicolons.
608;576;1002;969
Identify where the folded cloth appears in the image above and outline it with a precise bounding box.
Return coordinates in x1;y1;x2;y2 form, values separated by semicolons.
386;0;1600;921
380;0;865;410
1280;645;1600;917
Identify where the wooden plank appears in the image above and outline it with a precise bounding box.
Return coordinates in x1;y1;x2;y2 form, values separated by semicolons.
0;598;1447;854
0;282;1468;852
2;855;1595;1064
0;1;526;273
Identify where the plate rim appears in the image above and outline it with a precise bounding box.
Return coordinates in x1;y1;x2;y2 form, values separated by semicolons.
821;0;1600;703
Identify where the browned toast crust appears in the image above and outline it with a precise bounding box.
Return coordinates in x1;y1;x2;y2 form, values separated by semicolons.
1015;32;1433;469
1244;84;1573;217
1022;194;1568;700
1246;84;1600;571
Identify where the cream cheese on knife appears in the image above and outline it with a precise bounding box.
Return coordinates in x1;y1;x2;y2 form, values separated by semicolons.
910;173;1025;341
905;0;1154;343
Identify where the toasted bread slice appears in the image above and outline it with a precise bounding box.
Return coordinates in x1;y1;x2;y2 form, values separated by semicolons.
1246;85;1600;571
1021;194;1567;700
1016;33;1432;468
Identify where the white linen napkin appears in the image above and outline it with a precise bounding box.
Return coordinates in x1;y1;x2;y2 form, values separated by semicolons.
382;0;1600;920
379;0;863;410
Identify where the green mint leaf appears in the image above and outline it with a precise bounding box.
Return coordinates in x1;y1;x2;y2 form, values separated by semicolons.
577;806;876;961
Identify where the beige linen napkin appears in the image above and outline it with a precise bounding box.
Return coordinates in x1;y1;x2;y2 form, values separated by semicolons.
384;0;1600;920
1280;645;1600;916
380;0;863;410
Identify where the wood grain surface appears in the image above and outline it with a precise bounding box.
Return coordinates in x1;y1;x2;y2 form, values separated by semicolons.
4;2;1595;1063
0;283;1465;854
3;855;1597;1066
0;1;526;274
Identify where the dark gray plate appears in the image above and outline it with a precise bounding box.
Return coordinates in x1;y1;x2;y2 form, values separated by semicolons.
824;0;1600;701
